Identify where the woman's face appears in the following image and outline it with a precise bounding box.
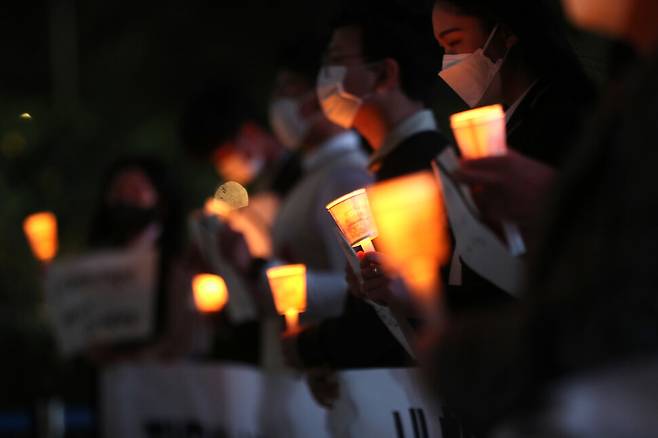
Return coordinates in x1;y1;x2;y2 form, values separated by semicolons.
432;2;490;55
107;168;159;208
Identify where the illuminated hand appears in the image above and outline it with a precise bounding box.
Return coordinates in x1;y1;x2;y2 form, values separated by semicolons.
360;252;419;315
307;367;340;409
453;149;556;230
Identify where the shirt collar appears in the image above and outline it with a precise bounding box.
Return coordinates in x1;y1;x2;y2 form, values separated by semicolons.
303;131;361;172
368;109;438;168
505;80;539;123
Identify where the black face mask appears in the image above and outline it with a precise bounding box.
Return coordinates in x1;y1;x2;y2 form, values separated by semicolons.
105;204;159;246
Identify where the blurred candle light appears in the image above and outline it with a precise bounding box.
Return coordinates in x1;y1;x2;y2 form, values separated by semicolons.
266;264;307;331
450;104;507;159
367;172;450;317
204;197;232;219
326;188;378;252
192;273;229;313
23;212;58;263
19;113;32;121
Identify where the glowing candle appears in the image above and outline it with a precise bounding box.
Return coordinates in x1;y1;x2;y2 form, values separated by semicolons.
367;172;450;315
204;197;232;219
450;104;507;159
326;188;378;252
266;264;307;331
23;212;58;263
192;273;229;313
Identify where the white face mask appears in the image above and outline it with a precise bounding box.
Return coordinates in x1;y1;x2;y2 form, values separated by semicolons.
441;53;471;71
269;98;309;150
438;25;507;108
316;66;363;129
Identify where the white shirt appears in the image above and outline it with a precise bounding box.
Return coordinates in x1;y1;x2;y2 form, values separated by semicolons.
271;131;372;322
368;109;438;169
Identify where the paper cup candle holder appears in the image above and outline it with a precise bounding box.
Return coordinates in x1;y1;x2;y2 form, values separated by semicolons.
326;188;378;252
450;104;507;159
367;172;450;316
266;264;307;331
192;273;229;313
23;211;58;263
450;104;526;256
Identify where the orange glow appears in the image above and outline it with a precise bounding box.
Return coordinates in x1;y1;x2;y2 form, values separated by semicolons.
367;172;450;310
23;212;58;263
192;273;229;313
561;0;631;38
326;188;378;249
266;264;307;330
204;198;232;219
450;104;507;159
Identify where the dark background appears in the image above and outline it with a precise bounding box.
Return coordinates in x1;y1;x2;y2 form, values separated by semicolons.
0;0;611;410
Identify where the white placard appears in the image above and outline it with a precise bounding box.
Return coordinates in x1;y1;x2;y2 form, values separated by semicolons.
102;364;457;438
432;149;524;296
333;228;417;358
188;214;258;323
330;368;444;438
44;246;158;356
101;364;330;438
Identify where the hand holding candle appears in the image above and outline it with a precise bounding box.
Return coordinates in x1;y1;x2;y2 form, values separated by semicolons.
23;211;58;263
450;104;526;255
367;172;450;319
326;188;378;252
192;273;229;313
266;264;307;331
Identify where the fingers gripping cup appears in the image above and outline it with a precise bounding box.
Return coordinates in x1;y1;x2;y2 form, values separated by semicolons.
326;189;378;252
450;104;507;159
266;264;307;331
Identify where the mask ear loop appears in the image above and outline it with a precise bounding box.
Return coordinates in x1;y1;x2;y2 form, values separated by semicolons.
482;24;501;52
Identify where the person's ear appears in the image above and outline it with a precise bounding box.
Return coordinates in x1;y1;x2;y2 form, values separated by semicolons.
374;58;400;93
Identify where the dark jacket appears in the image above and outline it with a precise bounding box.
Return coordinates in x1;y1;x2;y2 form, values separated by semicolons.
431;53;658;434
447;78;596;315
297;129;449;369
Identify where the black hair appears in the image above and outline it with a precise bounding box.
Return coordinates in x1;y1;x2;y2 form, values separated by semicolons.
180;81;262;160
274;32;329;86
330;2;442;105
434;0;594;96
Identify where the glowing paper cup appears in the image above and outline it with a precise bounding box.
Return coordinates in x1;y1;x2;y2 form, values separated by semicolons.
450;104;507;159
367;172;450;316
266;264;307;330
326;188;378;252
23;212;58;263
192;274;229;313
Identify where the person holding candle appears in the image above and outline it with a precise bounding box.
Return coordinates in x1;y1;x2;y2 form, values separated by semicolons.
429;0;598;314
425;0;658;434
215;35;373;370
87;157;207;361
282;8;449;377
264;36;373;324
